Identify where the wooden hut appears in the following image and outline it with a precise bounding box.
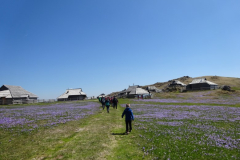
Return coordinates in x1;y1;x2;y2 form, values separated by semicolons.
118;89;127;98
57;88;87;101
186;78;218;90
169;80;186;87
129;88;149;97
147;86;162;93
126;85;139;98
0;85;38;105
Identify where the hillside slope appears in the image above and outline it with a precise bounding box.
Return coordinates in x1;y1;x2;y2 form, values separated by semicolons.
108;76;240;96
152;76;240;90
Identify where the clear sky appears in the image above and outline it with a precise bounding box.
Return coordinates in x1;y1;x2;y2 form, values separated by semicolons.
1;0;239;99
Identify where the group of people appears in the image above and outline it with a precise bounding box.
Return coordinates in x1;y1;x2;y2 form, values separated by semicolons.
97;96;134;134
98;96;119;113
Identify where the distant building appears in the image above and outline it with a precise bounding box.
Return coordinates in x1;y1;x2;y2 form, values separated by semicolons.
0;85;38;105
147;86;162;93
129;88;149;97
98;93;105;98
58;88;87;101
186;78;218;90
118;89;127;97
118;85;150;98
125;85;139;98
169;80;186;87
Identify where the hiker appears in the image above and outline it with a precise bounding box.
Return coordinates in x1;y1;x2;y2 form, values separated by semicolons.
110;97;113;107
112;96;118;109
122;104;134;134
105;97;110;113
98;97;101;103
101;96;106;110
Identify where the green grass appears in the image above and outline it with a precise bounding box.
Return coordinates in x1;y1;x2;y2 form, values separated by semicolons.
231;87;240;90
1;99;239;159
0;101;145;160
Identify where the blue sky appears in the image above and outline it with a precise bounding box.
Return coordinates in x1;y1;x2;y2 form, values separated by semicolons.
0;0;239;99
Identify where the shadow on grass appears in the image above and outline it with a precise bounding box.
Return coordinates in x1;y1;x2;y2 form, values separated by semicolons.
111;132;127;135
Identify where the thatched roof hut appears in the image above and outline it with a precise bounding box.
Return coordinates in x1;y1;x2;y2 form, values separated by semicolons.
58;88;86;101
129;88;149;95
0;85;38;105
147;86;162;93
126;85;139;93
169;80;186;87
186;78;218;90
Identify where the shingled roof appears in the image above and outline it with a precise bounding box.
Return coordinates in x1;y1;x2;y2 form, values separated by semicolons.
58;88;86;99
119;89;127;94
147;86;162;92
126;85;139;93
129;88;149;95
189;78;218;85
0;85;38;98
170;80;186;86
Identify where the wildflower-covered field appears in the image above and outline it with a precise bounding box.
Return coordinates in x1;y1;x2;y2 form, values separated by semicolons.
135;98;240;105
150;90;240;105
0;102;99;132
122;103;240;159
134;97;240;105
0;97;240;159
0;101;102;159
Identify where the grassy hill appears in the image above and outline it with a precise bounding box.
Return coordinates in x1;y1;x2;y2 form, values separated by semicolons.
150;75;240;90
107;76;240;97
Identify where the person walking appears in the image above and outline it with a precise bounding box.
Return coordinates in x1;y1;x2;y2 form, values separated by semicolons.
110;97;113;107
105;97;110;113
122;104;134;134
98;97;101;103
112;96;118;109
101;96;106;110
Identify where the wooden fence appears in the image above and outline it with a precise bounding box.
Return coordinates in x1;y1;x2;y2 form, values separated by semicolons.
11;99;56;104
37;99;56;103
12;99;38;104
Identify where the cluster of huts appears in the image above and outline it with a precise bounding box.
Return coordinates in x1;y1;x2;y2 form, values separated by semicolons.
113;78;218;98
0;85;87;105
0;78;219;105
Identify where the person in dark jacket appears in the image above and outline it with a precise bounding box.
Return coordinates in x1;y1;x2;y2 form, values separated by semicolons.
105;97;110;113
122;104;134;134
101;97;106;110
112;96;118;109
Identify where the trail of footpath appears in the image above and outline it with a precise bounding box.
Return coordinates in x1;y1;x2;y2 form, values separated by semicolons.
40;104;141;160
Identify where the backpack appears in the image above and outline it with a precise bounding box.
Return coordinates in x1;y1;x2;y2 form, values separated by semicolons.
105;100;110;106
101;97;105;103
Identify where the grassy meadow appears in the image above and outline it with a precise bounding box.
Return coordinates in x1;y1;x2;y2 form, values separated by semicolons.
0;91;240;159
